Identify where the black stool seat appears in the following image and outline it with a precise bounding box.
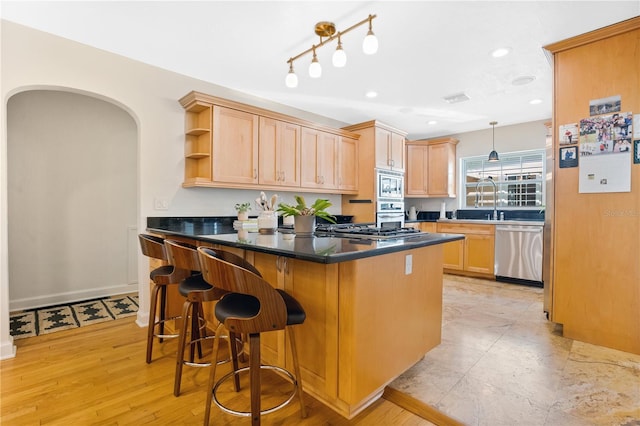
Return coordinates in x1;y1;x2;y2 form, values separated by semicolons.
178;273;212;297
215;291;306;326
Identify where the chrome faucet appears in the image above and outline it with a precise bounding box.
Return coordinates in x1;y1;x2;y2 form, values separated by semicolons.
475;177;498;220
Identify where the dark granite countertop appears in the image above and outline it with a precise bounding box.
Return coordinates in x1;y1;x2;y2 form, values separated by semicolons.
147;217;463;264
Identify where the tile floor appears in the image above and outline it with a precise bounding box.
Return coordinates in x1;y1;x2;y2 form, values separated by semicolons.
390;275;640;426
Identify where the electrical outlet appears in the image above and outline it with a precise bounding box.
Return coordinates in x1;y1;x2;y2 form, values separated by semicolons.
154;197;169;210
405;254;412;275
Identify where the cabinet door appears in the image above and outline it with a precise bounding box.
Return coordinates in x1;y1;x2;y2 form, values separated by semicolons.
419;222;438;233
338;136;358;191
301;127;321;188
442;239;465;270
278;122;301;187
406;144;428;196
252;252;339;399
375;127;392;170
465;234;495;275
301;127;338;190
258;117;279;186
259;118;300;187
390;132;405;171
212;106;258;184
427;142;455;197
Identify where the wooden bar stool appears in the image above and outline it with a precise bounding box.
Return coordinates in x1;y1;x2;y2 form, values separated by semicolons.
163;239;229;396
165;240;264;397
138;234;190;364
198;247;307;425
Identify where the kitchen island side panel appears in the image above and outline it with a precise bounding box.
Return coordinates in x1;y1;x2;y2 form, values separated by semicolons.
337;245;443;409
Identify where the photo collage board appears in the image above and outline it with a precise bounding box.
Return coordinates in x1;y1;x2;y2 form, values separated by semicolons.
558;95;639;193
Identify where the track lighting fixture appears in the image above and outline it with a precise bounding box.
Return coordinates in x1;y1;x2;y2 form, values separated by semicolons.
488;121;500;162
285;14;377;87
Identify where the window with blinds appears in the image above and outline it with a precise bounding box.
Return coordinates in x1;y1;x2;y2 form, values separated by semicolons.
461;150;545;209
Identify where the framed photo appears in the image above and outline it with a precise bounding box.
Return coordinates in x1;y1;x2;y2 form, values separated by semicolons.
559;123;578;145
559;146;578;168
634;140;640;164
589;95;621;116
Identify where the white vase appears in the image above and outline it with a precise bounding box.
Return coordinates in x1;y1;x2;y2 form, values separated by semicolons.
237;211;249;221
294;215;316;236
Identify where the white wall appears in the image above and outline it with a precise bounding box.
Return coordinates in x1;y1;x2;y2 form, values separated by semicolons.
407;120;549;213
7;90;138;310
0;21;345;359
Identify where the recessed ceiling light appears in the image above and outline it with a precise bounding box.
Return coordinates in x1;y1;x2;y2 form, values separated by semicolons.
512;76;536;86
529;99;542;105
365;91;378;98
491;47;511;58
427;120;437;125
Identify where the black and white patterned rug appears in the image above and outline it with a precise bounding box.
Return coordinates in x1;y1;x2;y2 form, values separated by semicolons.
9;294;139;340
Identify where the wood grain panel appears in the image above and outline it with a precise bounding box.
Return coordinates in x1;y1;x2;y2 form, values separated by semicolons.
546;17;640;354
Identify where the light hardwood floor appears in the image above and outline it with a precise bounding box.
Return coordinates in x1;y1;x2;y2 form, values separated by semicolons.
1;317;443;425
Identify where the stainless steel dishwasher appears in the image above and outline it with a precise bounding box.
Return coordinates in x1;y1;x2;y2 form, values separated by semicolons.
495;224;543;287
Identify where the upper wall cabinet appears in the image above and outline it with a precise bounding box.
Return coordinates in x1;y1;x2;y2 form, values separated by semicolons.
213;106;259;185
405;137;458;198
179;91;360;194
338;136;359;191
375;127;405;171
300;127;339;190
343;121;407;173
259;117;301;187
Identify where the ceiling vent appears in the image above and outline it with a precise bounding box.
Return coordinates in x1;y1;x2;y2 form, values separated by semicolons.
443;92;470;104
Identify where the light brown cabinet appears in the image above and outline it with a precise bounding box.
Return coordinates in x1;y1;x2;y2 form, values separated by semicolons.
338;137;359;191
341;121;408;223
374;127;405;171
405;137;458;198
212;106;259;185
300;127;339;190
258;117;301;187
545;17;640;355
183;101;213;185
437;222;495;277
179;91;360;194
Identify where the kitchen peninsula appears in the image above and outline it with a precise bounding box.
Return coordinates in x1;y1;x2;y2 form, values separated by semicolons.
147;217;463;418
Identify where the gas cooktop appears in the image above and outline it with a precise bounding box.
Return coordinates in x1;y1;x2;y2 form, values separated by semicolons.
314;224;424;240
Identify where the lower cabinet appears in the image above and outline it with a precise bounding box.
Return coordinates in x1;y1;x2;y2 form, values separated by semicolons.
406;222;437;233
437;222;495;277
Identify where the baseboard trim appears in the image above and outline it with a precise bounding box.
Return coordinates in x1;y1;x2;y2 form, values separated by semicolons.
382;386;464;426
9;284;138;311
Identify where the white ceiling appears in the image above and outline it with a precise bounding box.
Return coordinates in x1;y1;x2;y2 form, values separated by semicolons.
2;1;639;139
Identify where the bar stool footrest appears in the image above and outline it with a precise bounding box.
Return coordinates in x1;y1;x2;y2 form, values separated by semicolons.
183;335;244;367
212;365;298;417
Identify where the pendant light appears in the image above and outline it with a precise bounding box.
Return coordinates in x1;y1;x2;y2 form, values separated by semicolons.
488;121;500;162
285;62;298;88
362;15;378;55
308;46;322;78
332;35;347;67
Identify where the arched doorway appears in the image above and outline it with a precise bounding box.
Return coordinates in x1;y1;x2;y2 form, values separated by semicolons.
7;90;138;312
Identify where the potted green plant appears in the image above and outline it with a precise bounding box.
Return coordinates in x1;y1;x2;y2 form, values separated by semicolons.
234;202;251;221
277;196;336;236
